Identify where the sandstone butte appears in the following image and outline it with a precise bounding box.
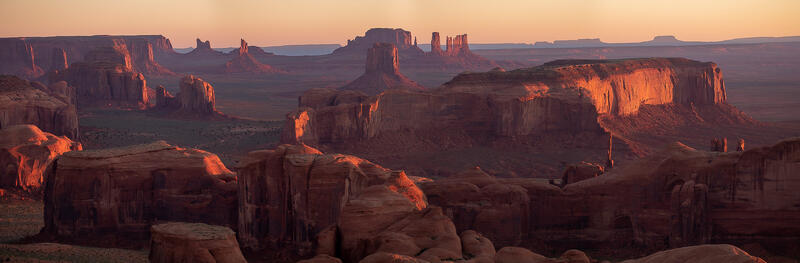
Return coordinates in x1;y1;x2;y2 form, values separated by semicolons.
154;74;224;117
0;35;174;78
0;125;81;195
332;28;498;70
41;141;238;245
282;58;752;176
48;43;151;108
0;75;79;139
186;38;225;57
340;43;425;95
223;39;282;73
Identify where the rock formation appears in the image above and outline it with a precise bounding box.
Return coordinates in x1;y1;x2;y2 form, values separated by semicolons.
223;39;281;73
49;47;68;71
0;75;79;138
236;144;427;256
0;125;81;195
284;58;744;176
561;162;604;186
340;43;425;95
430;32;444;55
187;38;224;57
711;137;728;152
737;138;745;151
149;222;246;263
153;75;222;117
49;44;149;108
333;28;422;55
0;35;175;77
418;137;800;255
0;38;44;78
42;141;238;244
620;244;765;263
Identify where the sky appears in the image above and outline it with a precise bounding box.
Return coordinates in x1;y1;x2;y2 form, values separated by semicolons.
1;0;798;48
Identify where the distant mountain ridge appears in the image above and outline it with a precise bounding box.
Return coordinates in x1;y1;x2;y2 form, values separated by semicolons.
533;35;800;48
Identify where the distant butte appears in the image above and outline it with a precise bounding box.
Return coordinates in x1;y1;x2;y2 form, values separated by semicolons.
223;39;282;73
340;43;424;95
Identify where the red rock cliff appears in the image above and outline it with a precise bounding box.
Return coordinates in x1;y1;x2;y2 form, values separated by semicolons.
0;75;79;139
42;141;238;244
0;38;44;78
178;75;216;115
0;125;81;195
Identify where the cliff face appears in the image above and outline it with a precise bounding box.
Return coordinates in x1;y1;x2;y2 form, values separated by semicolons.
0;75;79;139
49;45;149;108
42;141;238;243
0;125;81;195
236;144;427;255
340;43;425;95
178;75;216;115
419;138;800;253
0;35;175;77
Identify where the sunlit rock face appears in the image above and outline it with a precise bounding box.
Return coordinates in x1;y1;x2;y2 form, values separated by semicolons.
42;141;238;243
178;75;216;115
0;75;78;139
286;58;725;146
236;144;427;256
0;125;81;195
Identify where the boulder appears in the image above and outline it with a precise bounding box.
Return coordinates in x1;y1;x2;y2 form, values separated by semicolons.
149;222;246;263
0;125;81;195
0;75;79;138
340;43;425;95
460;230;496;260
620;244;765;263
42;141;238;244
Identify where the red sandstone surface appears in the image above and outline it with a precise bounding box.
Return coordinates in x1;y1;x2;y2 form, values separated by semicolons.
340;43;425;95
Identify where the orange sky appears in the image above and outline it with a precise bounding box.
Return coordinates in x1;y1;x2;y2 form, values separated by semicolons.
1;0;798;48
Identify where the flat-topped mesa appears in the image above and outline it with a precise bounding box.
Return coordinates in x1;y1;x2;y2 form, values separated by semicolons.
0;75;79;138
42;141;238;244
223;38;281;73
339;43;425;95
442;58;728;116
49;45;149;108
333;28;424;55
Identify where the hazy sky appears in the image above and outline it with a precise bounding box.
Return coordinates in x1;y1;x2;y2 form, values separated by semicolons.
1;0;798;48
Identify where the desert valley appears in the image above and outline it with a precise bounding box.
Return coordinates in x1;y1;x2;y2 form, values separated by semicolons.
1;1;800;262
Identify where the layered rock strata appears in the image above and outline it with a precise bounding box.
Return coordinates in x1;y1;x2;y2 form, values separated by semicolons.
0;75;78;138
149;222;246;263
42;141;238;243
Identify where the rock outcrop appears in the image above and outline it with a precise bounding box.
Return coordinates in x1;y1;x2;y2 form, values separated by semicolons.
49;47;68;71
0;35;175;77
620;244;765;263
430;32;444;55
283;58;747;177
223;39;281;73
149;222;246;263
0;125;81;195
340;43;425;95
153;75;223;117
418;137;800;255
49;44;149;108
0;75;79;138
333;28;422;55
187;38;224;57
42;141;238;244
236;144;427;257
561;162;604;186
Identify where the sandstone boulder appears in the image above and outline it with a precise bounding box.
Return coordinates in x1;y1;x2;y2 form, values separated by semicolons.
42;141;238;244
0;125;81;195
0;75;78;138
620;244;765;263
461;230;495;260
340;43;425;95
149;222;246;263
